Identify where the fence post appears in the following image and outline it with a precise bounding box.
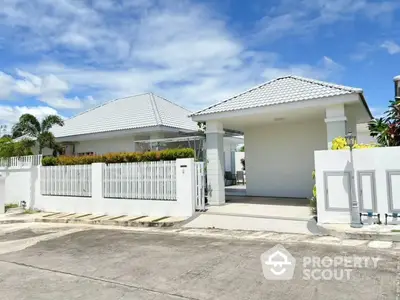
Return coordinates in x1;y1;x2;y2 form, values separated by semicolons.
92;163;104;199
175;158;196;216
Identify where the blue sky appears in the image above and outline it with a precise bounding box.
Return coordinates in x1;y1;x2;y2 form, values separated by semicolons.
0;0;399;130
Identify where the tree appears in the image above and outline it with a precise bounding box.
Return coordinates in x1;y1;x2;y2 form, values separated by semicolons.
12;114;64;155
368;99;400;147
0;137;35;158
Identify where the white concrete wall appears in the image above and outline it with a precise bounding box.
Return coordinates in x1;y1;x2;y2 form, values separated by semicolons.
3;167;34;205
357;123;376;144
244;119;327;198
74;136;137;155
315;147;400;224
31;159;196;217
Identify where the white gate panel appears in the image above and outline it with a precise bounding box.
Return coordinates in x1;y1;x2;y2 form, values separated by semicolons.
195;162;205;211
387;171;400;213
358;171;376;212
324;172;351;211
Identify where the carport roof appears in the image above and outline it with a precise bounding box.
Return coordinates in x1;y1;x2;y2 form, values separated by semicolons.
191;75;365;116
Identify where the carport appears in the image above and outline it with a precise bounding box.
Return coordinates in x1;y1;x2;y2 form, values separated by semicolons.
191;75;372;206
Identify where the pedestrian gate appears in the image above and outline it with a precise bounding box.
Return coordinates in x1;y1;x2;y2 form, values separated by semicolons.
195;162;206;211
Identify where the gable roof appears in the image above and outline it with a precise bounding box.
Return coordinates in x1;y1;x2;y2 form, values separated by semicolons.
192;75;365;116
52;93;198;138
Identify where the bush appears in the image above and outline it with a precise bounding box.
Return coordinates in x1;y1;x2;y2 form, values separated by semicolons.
331;137;377;150
42;148;195;166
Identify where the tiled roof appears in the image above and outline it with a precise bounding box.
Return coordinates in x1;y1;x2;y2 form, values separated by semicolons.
192;75;363;116
51;93;198;138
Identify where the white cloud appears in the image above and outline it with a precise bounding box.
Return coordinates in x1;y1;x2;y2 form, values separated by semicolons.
0;0;347;115
381;40;400;55
0;105;61;133
0;70;92;109
257;0;399;40
262;56;343;81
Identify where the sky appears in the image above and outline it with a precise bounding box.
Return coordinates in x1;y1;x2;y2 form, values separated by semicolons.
0;0;399;132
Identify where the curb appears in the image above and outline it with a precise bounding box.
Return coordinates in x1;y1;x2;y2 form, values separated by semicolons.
317;224;400;242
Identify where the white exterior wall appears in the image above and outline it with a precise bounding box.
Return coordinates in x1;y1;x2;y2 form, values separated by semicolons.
315;147;400;224
31;159;196;217
0;167;37;205
74;136;137;155
244;119;327;198
357;123;376;144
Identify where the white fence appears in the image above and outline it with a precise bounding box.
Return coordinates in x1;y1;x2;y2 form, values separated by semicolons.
103;161;176;200
0;155;42;168
195;162;206;210
29;159;197;217
41;165;92;197
315;147;400;224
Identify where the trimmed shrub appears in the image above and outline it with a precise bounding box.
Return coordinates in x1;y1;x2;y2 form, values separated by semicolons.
42;148;195;166
331;137;377;150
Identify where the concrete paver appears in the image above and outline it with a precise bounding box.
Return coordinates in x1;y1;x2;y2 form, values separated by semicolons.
367;241;393;249
133;216;165;223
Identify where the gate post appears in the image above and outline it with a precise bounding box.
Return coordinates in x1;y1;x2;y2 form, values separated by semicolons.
176;158;196;217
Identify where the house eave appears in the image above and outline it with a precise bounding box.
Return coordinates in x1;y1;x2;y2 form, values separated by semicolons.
191;93;363;122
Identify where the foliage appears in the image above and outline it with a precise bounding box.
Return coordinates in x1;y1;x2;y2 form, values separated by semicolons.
239;145;245;152
23;208;41;214
331;137;377;150
5;203;19;211
42;148;195;166
368;99;400;147
0;137;35;158
12;113;64;155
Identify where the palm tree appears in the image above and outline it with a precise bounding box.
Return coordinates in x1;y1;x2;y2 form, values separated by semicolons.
12;114;64;155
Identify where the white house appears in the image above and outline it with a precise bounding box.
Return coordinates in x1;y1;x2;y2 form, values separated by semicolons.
191;75;373;205
27;93;242;168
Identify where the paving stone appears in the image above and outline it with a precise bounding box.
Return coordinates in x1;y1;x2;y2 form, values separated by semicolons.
133;216;165;223
304;236;342;245
391;242;400;250
367;241;393;249
341;239;367;247
71;213;91;219
114;216;144;222
156;217;186;223
42;212;60;218
56;213;76;219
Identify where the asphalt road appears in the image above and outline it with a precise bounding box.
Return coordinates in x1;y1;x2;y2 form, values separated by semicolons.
0;224;398;300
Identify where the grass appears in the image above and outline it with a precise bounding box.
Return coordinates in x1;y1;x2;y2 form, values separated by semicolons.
5;203;19;211
23;209;41;214
391;229;400;233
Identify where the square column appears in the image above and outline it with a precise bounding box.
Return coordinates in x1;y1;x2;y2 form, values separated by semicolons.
206;121;225;205
325;105;347;149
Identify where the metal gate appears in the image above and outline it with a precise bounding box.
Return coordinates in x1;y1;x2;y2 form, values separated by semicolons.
195;162;206;211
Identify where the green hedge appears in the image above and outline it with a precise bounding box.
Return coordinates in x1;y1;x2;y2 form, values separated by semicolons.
42;148;195;166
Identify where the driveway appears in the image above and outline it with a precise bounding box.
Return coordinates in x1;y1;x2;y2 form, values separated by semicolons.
0;223;398;299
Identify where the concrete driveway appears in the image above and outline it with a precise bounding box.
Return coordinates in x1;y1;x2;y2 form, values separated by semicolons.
0;223;398;299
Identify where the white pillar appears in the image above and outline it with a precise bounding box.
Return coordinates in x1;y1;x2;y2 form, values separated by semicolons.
176;158;196;216
206;121;225;205
325;105;347;149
